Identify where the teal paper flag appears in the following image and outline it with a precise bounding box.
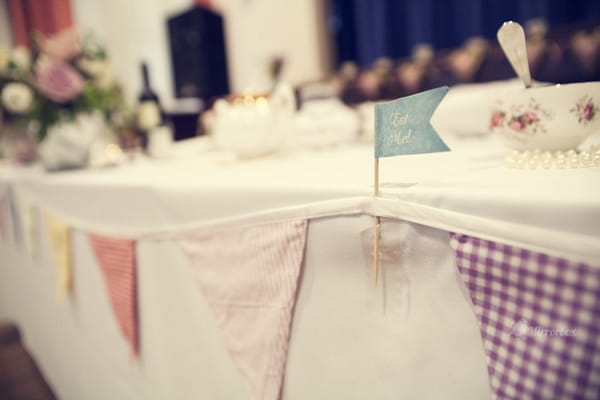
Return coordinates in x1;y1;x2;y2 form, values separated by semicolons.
374;86;449;158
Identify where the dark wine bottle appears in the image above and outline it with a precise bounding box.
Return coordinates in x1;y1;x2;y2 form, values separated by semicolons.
137;62;162;133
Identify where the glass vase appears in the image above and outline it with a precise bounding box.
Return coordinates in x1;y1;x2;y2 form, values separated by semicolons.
0;121;38;166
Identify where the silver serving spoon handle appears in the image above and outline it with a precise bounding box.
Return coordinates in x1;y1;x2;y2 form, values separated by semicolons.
497;21;532;88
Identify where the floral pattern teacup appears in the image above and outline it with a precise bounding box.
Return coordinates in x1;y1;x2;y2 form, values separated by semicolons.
489;82;600;151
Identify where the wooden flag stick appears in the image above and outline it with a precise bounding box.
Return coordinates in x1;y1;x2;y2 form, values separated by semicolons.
373;157;381;287
374;157;380;197
373;216;381;286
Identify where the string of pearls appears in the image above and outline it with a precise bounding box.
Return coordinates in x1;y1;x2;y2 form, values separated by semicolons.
505;145;600;169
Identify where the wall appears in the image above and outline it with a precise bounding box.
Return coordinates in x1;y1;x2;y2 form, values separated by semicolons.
215;0;331;92
1;0;329;107
72;0;177;108
72;0;329;110
0;1;13;49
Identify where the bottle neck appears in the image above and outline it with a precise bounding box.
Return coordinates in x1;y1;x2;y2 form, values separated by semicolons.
139;63;160;104
141;63;151;90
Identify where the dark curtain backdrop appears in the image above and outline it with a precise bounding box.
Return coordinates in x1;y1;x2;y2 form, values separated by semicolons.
330;0;600;67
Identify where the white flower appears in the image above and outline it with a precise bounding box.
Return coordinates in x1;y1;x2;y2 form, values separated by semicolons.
78;58;114;88
1;82;33;113
77;57;103;75
95;67;114;89
10;46;31;70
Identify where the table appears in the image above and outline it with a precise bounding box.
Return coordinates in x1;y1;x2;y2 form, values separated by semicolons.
1;84;599;400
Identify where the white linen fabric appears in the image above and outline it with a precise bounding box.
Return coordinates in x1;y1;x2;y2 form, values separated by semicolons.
0;79;598;399
1;134;597;263
0;215;493;400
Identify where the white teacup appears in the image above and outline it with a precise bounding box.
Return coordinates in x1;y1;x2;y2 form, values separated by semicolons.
489;81;600;151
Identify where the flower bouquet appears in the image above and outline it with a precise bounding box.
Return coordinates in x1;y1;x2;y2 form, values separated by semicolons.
0;28;126;169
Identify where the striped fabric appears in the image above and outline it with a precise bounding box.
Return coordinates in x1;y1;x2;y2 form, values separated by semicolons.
88;234;138;357
179;219;308;400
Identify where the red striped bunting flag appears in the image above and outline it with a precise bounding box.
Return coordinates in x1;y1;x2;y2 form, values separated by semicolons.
88;233;139;357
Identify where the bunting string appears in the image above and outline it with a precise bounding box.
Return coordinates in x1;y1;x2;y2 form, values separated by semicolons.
2;183;597;265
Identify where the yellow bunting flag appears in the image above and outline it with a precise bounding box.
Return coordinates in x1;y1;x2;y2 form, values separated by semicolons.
45;214;73;299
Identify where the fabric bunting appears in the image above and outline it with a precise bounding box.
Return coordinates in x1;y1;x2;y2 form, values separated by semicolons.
0;195;8;242
11;186;40;261
6;186;23;247
450;233;600;400
88;233;139;357
178;219;308;400
45;213;73;298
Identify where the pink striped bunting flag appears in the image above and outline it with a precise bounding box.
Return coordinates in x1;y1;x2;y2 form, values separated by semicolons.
179;219;308;400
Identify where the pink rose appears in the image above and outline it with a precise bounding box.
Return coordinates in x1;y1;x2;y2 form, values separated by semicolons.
583;103;594;121
522;112;539;124
40;27;82;61
489;111;505;128
34;59;84;103
508;118;526;131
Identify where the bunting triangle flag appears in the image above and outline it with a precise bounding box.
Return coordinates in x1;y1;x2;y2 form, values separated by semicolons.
45;214;72;298
0;194;7;242
13;187;40;261
178;219;308;400
88;233;138;357
450;233;600;399
6;185;23;247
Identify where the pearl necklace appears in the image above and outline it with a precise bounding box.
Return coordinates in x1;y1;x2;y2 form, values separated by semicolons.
505;145;600;169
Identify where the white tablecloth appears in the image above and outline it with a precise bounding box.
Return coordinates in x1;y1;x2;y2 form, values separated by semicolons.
1;90;599;399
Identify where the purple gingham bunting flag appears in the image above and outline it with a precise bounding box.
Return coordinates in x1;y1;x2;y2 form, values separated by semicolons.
450;233;600;400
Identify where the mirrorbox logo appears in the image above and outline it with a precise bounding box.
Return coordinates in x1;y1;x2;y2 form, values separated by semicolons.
509;319;577;338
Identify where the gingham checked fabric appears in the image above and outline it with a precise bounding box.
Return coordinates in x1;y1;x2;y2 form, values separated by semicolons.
88;233;138;356
450;233;600;400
